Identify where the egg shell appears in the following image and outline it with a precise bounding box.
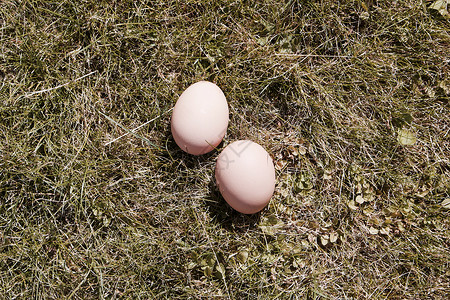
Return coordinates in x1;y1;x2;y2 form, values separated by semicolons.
215;140;276;214
171;81;229;155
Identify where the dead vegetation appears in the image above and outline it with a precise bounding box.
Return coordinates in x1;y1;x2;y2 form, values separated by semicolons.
0;0;449;299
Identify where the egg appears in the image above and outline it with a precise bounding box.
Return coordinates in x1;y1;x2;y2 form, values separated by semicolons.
215;140;276;214
171;81;229;155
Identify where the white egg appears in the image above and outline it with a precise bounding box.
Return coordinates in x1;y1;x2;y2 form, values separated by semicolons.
171;81;229;155
215;140;276;214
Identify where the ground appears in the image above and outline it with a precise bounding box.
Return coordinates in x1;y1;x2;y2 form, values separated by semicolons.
0;0;449;299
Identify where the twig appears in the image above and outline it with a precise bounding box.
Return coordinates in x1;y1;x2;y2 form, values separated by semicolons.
24;71;97;98
105;108;173;146
98;111;160;149
274;53;353;58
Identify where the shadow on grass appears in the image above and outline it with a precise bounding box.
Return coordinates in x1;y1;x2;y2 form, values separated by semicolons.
161;130;220;168
204;174;261;233
163;130;262;232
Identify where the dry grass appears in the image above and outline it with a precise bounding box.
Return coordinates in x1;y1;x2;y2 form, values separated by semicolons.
1;0;449;299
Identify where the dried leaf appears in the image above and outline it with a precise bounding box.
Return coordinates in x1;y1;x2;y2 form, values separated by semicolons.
365;193;375;202
259;215;284;235
429;0;450;19
416;190;430;198
320;235;329;246
261;254;277;264
237;251;249;263
307;233;316;244
369;216;381;226
397;222;405;233
369;227;379;235
287;145;298;156
356;195;365;204
324;221;333;228
203;266;213;277
348;200;358;210
187;262;197;270
360;11;370;20
439;80;450;94
441;198;450;209
398;129;416;145
323;170;333;180
215;263;226;280
298;145;307;155
363;207;374;216
379;227;391;235
356;183;363;194
330;232;339;243
295;173;313;191
257;36;270;46
103;216;111;227
275;160;286;170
